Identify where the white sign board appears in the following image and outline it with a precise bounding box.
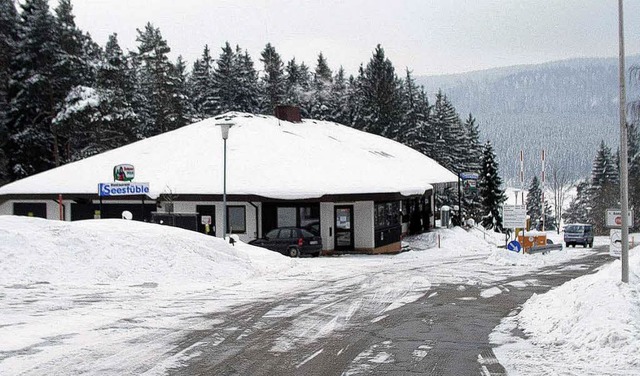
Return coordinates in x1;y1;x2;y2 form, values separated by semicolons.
503;205;527;228
606;209;633;228
610;229;622;258
201;215;212;225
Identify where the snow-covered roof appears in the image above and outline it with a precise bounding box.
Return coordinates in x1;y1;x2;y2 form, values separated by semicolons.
0;112;457;200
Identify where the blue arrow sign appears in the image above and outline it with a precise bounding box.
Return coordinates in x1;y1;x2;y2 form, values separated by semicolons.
507;240;522;253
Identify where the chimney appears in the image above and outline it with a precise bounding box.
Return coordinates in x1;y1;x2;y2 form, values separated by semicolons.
274;105;302;123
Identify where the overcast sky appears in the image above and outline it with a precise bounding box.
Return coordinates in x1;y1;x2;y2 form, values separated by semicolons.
70;0;640;77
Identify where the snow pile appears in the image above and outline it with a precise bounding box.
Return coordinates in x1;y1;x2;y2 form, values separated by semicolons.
402;226;495;255
0;216;293;287
492;248;640;375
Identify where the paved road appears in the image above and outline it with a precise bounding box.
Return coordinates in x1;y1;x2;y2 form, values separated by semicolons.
170;247;612;376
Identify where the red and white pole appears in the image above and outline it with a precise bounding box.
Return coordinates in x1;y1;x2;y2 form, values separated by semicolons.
520;150;525;204
541;149;546;231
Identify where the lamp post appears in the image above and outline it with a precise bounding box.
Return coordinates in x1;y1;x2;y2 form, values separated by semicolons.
217;120;234;241
618;0;630;283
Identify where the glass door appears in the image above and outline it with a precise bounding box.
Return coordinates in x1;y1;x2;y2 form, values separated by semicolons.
334;206;354;251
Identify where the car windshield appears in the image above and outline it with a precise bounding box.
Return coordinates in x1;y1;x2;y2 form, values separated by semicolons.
565;225;584;233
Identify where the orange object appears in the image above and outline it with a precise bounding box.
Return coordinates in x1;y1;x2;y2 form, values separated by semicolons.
517;231;547;253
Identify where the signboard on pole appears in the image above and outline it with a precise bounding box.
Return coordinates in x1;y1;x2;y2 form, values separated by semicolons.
606;208;633;228
507;240;522;253
460;172;479;194
503;205;527;228
610;229;622;257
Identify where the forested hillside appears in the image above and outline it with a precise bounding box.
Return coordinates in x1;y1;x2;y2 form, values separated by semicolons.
417;56;640;183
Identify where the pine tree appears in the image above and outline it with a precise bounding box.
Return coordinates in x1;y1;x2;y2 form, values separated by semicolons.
133;23;180;137
171;55;193;127
462;114;483;173
189;45;216;120
234;47;260;113
327;67;351;125
259;43;286;114
526;176;543;227
0;0;19;183
628;122;640;228
352;45;403;140
309;52;333;120
398;69;431;153
283;57;311;112
431;90;466;173
589;141;619;234
5;0;60;179
212;42;237;114
563;180;590;224
479;141;507;231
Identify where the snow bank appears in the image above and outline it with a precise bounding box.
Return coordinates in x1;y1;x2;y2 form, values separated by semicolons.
0;216;293;287
492;248;640;374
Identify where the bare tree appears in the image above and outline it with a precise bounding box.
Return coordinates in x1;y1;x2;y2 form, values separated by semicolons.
550;164;573;233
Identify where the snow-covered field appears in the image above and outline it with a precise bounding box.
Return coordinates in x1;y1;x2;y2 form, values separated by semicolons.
0;216;638;375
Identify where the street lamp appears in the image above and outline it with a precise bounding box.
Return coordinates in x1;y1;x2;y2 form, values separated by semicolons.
217;120;234;242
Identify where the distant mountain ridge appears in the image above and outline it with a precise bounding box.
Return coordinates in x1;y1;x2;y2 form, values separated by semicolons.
416;56;640;183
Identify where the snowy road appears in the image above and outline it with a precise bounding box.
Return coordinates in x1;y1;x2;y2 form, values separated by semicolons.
0;223;617;375
168;248;612;375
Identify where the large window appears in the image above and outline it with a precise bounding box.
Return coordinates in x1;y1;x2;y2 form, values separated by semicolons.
227;206;246;233
374;201;400;229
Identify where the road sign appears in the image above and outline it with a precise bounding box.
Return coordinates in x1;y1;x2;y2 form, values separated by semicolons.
606;208;633;228
610;229;622;257
503;205;527;228
507;240;522;253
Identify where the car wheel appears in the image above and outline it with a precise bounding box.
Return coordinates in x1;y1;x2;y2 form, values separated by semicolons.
589;242;593;248
288;247;300;258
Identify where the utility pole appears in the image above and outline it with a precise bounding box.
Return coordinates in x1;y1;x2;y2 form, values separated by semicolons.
618;0;630;283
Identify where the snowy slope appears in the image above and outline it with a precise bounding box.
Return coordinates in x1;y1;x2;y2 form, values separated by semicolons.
0;112;457;200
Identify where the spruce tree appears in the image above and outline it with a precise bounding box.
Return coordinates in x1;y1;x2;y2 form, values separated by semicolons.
284;57;311;113
589;141;619;234
212;42;237;114
259;43;286;114
563;180;590;224
189;45;216;120
134;23;180;136
526;176;543;227
309;52;333;120
431;90;466;173
234;47;260;113
0;0;18;183
327;67;351;125
398;69;431;153
5;0;60;179
352;44;403;140
478;141;507;232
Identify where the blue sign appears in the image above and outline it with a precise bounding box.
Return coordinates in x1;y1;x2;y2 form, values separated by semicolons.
507;240;522;253
99;182;150;197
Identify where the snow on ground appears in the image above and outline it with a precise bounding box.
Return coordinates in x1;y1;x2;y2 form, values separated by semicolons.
491;247;640;376
0;216;636;375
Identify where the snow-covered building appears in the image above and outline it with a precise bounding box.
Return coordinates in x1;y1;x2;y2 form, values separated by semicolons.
0;111;457;254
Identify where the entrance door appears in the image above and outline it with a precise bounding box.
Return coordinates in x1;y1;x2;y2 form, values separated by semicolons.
334;206;354;251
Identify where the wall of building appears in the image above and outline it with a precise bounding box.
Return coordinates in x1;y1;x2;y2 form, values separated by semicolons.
0;199;69;221
354;201;374;250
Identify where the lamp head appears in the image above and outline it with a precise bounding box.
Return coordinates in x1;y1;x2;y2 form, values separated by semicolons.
216;120;235;140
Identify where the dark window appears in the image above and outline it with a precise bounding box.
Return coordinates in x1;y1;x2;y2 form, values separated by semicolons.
300;229;316;238
13;203;47;218
374;201;400;229
265;229;279;239
278;229;294;239
227;206;246;233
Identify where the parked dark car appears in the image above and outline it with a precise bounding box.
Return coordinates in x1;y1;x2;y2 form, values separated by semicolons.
249;227;322;257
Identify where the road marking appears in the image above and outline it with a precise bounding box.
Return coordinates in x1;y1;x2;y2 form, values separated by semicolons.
296;348;324;368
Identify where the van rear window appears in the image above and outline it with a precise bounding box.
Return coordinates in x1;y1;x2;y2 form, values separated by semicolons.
565;225;584;233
